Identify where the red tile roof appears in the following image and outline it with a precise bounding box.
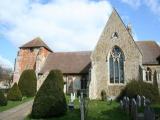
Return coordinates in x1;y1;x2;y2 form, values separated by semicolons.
40;51;91;74
136;41;160;65
20;37;52;52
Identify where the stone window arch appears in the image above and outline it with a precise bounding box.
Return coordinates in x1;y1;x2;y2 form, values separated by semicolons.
146;67;152;81
109;46;124;84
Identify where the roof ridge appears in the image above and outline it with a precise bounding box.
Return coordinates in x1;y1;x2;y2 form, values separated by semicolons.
54;51;91;53
136;40;156;42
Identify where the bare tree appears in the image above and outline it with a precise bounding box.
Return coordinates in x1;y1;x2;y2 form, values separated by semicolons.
0;66;13;88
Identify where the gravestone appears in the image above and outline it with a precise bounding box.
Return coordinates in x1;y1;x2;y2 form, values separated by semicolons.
123;96;127;110
80;92;84;120
71;92;76;102
141;96;146;107
107;96;112;105
131;98;137;120
73;92;76;100
145;98;151;106
120;100;123;110
144;106;155;120
126;97;130;114
136;95;141;107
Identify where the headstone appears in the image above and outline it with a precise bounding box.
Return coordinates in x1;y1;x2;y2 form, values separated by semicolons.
131;98;137;120
144;106;155;120
71;92;76;102
136;95;141;107
80;92;84;120
123;96;127;110
125;97;130;114
73;92;76;100
123;96;127;101
108;97;112;105
141;96;146;107
145;98;151;106
120;100;123;110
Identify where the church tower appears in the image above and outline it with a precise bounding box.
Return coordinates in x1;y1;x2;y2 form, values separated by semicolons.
13;37;52;84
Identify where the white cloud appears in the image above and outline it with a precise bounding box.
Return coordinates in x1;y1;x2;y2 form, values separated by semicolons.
144;0;160;16
121;0;141;8
0;0;112;51
121;0;160;16
0;56;13;69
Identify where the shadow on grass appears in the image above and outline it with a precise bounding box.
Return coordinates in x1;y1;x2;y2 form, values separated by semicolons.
26;109;80;120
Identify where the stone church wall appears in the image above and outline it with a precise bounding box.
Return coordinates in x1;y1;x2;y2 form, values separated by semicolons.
89;10;142;99
143;65;160;92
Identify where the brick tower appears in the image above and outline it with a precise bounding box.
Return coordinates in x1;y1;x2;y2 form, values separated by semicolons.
13;37;52;84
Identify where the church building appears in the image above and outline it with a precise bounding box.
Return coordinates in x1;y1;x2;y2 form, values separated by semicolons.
13;9;160;99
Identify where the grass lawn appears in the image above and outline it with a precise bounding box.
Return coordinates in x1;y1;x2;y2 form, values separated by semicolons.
86;100;130;120
25;97;131;120
0;97;33;112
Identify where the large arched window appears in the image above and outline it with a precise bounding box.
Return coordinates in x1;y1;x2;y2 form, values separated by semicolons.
109;46;124;84
146;67;152;81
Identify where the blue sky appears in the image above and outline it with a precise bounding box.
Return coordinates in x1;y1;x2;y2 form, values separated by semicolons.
0;0;160;68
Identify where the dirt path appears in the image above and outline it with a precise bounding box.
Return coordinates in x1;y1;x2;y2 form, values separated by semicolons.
0;100;33;120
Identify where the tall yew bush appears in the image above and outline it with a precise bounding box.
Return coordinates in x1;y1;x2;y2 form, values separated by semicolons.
18;69;37;97
7;83;22;101
0;90;7;106
31;70;67;119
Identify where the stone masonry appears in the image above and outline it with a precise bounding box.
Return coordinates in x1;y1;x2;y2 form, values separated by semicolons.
89;9;142;99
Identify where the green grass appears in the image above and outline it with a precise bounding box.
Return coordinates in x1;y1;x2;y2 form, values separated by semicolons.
0;97;33;112
25;97;130;120
86;100;130;120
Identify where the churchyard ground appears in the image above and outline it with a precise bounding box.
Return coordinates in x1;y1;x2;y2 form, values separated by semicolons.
25;96;131;120
0;97;33;112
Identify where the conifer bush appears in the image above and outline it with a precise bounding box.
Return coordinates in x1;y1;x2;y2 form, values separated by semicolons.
0;90;7;106
7;83;22;101
18;69;37;97
118;80;160;103
31;70;67;119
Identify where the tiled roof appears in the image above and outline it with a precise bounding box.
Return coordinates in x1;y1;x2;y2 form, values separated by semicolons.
136;41;160;65
20;37;52;52
40;51;91;74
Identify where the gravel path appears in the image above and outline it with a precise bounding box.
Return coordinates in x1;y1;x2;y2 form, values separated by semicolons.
0;100;33;120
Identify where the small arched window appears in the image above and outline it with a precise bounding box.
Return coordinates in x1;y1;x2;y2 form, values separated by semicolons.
146;67;152;81
109;46;124;84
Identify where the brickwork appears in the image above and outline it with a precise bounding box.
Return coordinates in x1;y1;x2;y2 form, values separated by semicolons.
13;47;51;84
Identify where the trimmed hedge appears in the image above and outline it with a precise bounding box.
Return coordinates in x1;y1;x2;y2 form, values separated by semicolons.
7;83;22;101
31;70;67;119
18;69;37;97
118;80;160;103
0;90;7;106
